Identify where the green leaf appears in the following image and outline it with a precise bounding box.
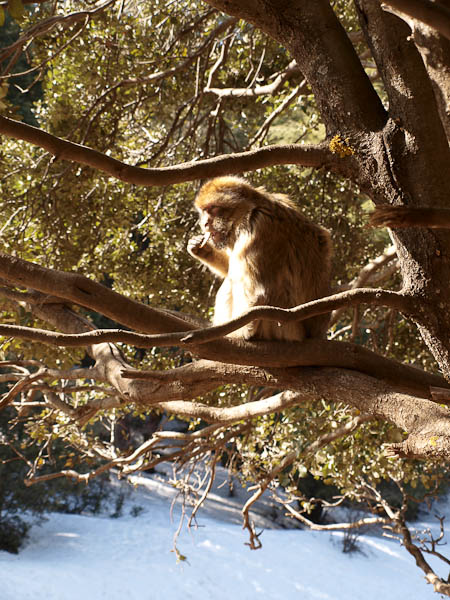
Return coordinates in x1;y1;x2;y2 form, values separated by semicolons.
0;8;5;26
8;0;25;20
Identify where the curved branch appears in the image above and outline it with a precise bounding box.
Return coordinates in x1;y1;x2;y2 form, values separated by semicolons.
337;246;397;290
0;288;419;347
13;300;450;460
179;288;419;344
0;254;447;398
205;60;307;98
0;115;345;184
330;246;397;325
382;0;450;40
157;390;304;424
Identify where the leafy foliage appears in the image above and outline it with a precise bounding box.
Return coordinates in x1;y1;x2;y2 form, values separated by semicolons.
0;0;448;566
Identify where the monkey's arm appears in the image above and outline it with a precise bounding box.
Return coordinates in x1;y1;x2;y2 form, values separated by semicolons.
370;206;450;229
187;234;229;278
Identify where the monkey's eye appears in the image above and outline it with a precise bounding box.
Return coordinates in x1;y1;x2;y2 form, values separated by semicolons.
206;205;222;217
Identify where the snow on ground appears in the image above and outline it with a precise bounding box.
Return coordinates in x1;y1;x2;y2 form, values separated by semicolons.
1;470;448;600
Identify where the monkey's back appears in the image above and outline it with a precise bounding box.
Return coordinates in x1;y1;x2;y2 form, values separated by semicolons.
235;195;332;340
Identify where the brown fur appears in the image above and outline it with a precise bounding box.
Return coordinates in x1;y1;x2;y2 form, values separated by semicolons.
188;176;333;341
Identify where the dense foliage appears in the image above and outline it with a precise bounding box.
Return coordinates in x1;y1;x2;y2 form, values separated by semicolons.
0;1;449;589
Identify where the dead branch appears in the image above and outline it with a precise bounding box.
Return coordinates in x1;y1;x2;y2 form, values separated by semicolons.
205;59;307;98
242;451;297;549
282;501;389;531
397;513;450;596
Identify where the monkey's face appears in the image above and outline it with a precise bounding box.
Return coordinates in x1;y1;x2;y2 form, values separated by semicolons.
198;205;234;249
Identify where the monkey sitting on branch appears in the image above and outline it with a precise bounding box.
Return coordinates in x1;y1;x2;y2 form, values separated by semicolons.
188;176;332;341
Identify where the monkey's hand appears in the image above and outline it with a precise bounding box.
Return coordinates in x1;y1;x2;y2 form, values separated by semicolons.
187;233;214;260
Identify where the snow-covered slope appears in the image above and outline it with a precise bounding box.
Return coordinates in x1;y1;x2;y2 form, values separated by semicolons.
0;472;446;600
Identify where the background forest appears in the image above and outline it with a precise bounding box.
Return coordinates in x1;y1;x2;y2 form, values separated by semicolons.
0;0;449;594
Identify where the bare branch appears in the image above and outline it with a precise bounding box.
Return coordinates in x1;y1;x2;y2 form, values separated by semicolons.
205;60;307;98
0;115;345;184
282;501;389;531
157;391;305;424
396;513;450;596
242;450;297;549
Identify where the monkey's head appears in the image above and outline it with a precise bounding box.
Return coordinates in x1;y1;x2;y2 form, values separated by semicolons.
195;176;257;249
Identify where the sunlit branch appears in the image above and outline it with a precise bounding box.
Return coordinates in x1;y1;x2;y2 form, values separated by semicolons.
179;288;419;344
0;288;418;348
205;60;307;98
248;81;307;147
0;115;347;185
382;0;450;40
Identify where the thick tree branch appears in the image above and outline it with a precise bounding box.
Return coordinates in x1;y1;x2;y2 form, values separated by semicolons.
203;0;387;134
0;254;447;398
411;19;450;140
8;297;450;460
0;288;419;347
355;0;450;202
382;0;450;40
0;115;347;184
157;368;450;458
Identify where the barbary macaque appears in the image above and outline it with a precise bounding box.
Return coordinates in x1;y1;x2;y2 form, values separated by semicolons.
370;206;450;229
188;176;332;341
